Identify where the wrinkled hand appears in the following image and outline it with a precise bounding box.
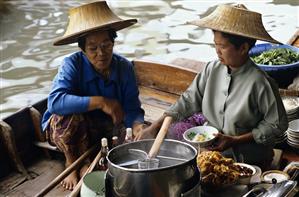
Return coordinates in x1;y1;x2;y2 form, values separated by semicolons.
208;133;236;152
134;125;157;141
132;122;144;136
101;98;124;124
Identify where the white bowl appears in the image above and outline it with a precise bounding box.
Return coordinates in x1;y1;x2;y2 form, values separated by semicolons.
183;126;218;147
261;170;290;184
234;163;256;185
289;119;299;132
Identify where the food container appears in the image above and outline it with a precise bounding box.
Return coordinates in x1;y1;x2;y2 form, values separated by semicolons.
249;43;299;88
234;163;256;185
80;171;106;197
183;125;218;148
261;170;290;184
106;139;200;197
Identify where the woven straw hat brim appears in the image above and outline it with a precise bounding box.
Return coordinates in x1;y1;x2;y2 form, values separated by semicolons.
187;4;280;44
53;1;137;46
53;19;137;46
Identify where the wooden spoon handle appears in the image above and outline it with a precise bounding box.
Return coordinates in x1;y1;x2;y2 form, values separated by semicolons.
68;149;102;197
148;116;173;158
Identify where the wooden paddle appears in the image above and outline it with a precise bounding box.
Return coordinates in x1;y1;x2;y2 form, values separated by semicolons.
34;144;97;197
148;116;173;158
68;148;103;197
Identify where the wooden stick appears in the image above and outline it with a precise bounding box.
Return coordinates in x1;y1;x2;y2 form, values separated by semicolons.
148;116;172;158
279;88;299;97
34;144;97;197
68;149;102;197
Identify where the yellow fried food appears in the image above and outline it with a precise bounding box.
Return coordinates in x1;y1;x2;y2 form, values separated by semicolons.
197;151;242;187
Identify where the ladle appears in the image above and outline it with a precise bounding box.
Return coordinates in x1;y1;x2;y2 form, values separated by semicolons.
136;117;173;169
129;149;188;162
118;117;175;168
138;116;172;169
118;149;188;167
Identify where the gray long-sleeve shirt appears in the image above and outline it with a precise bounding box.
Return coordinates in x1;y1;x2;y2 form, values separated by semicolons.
165;59;288;164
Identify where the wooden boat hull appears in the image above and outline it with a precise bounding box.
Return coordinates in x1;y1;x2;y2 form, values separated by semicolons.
1;30;299;196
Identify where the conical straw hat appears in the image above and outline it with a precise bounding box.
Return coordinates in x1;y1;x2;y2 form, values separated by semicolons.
187;4;280;44
54;1;137;46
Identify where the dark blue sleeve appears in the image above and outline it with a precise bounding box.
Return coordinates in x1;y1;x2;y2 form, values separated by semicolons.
47;55;89;115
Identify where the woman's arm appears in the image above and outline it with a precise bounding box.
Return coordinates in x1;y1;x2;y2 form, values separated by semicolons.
209;132;254;151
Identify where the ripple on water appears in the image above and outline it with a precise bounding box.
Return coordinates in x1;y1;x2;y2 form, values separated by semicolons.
1;0;298;118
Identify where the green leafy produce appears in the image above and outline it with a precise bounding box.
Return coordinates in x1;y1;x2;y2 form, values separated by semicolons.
187;131;196;140
251;48;299;65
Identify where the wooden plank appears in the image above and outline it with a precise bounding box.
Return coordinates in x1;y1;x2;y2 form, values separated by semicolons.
35;145;98;197
133;59;198;95
139;86;179;123
139;86;178;107
287;29;299;47
1;159;68;197
142;103;166;123
170;57;206;72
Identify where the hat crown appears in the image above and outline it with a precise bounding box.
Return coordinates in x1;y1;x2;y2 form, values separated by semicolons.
188;4;280;44
65;1;121;36
54;1;137;46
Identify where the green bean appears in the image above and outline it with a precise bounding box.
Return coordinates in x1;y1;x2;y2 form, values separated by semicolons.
251;48;299;65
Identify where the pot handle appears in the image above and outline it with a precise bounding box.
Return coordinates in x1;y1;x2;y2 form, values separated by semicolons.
148;116;173;158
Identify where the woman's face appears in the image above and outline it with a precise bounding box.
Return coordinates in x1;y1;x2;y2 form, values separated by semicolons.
84;31;114;73
213;31;246;70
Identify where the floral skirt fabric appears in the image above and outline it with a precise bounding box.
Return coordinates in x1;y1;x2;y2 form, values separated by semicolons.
45;113;123;155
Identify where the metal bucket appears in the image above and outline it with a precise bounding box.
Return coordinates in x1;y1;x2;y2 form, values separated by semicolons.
81;171;106;197
106;139;200;197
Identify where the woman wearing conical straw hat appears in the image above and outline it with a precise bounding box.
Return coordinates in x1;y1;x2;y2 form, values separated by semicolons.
41;1;145;190
136;4;288;170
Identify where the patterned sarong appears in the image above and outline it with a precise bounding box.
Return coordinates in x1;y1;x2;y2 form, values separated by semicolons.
46;113;124;155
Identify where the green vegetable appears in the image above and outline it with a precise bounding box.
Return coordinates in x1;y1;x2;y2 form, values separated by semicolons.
187;131;196;140
251;48;299;65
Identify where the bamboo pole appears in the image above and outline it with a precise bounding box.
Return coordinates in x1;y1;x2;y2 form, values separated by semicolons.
68;149;102;197
34;144;97;197
279;88;299;97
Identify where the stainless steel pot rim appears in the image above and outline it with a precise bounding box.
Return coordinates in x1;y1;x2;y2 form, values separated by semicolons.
107;139;198;172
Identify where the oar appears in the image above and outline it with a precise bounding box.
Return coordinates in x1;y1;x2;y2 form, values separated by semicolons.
34;144;97;197
68;148;103;197
148;116;172;158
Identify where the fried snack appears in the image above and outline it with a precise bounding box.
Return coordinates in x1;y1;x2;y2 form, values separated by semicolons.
197;151;241;186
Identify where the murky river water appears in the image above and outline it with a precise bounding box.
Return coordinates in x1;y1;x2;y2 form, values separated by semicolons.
0;0;298;119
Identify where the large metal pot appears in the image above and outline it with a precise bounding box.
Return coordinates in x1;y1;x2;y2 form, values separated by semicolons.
106;139;200;197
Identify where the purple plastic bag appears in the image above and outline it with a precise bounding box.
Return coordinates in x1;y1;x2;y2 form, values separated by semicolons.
169;113;206;140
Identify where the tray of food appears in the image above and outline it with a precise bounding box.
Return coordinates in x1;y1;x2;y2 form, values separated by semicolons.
197;151;256;190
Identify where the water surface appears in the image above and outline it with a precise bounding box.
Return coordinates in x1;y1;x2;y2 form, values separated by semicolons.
0;0;298;118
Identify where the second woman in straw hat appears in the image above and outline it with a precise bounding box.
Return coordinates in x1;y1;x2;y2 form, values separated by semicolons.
136;4;287;170
42;1;145;190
